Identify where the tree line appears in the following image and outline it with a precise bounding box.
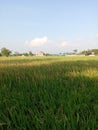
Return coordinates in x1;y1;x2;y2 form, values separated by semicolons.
0;47;98;57
0;48;34;57
80;49;98;55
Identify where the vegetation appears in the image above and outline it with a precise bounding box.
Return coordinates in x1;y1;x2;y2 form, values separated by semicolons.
80;49;98;55
0;47;98;56
1;48;12;57
0;56;98;130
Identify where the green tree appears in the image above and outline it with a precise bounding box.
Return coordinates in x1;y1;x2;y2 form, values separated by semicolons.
1;47;11;57
23;53;29;56
29;51;33;56
73;49;78;54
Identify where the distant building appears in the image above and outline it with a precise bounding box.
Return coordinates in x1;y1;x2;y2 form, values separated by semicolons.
36;51;46;56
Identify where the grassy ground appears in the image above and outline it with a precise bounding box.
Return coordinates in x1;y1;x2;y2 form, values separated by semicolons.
0;56;98;130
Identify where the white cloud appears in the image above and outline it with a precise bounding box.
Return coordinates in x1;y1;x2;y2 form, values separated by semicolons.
75;37;81;41
96;33;98;39
25;40;29;45
60;40;70;47
29;36;48;46
0;40;5;43
0;41;2;43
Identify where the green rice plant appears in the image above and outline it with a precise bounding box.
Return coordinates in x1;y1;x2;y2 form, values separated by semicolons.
0;56;98;129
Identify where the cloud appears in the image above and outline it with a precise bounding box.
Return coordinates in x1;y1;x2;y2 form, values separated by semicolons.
0;41;2;43
29;36;48;46
25;40;29;45
0;40;5;43
75;37;81;41
60;40;70;47
96;33;98;39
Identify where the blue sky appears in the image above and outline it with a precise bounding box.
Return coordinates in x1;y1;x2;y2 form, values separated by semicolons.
0;0;98;53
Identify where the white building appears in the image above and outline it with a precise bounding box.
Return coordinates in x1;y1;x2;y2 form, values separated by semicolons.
36;51;45;56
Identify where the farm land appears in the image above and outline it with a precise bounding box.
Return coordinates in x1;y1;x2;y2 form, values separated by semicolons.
0;56;98;130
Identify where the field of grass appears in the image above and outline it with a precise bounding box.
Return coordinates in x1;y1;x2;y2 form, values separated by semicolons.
0;56;98;130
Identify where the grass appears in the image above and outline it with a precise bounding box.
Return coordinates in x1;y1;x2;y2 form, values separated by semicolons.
0;56;98;130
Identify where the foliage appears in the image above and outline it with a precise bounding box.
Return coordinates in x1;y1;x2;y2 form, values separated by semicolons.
23;53;29;56
80;49;98;55
29;51;34;56
1;47;11;57
0;56;98;129
73;49;78;54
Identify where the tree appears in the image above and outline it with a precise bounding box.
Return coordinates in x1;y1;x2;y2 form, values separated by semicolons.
1;47;11;57
13;52;20;56
80;49;98;56
73;49;78;54
23;53;29;56
29;51;33;56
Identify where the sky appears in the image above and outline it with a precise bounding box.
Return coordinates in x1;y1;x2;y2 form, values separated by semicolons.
0;0;98;53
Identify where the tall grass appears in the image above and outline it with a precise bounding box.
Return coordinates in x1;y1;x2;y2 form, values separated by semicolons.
0;56;98;130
